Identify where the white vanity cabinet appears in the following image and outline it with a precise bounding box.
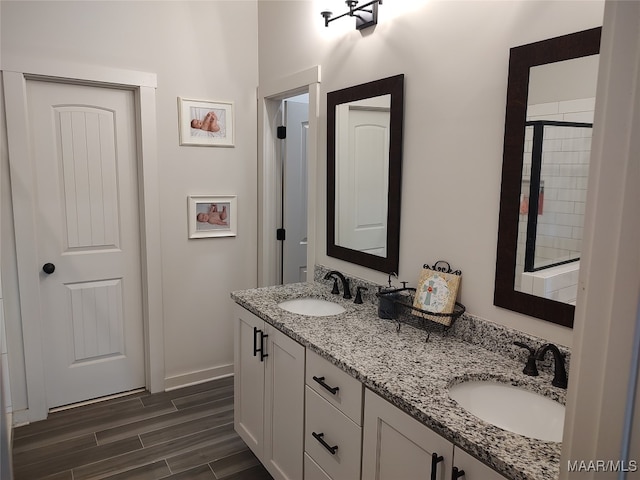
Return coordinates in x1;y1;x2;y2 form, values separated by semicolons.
233;302;510;480
362;388;509;480
304;349;363;480
233;305;305;480
452;446;510;480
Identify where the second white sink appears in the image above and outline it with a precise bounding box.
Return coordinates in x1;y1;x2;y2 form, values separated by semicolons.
278;297;346;317
449;380;565;442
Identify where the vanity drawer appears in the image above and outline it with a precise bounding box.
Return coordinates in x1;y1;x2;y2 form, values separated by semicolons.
305;387;361;480
305;349;363;425
304;453;332;480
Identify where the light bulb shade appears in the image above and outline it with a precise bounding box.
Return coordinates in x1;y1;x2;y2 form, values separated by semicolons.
354;2;378;30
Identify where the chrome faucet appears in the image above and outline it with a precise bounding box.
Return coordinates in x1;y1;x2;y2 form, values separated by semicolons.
324;271;352;299
536;344;568;389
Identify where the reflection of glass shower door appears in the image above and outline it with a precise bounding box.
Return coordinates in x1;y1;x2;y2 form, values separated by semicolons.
519;121;592;272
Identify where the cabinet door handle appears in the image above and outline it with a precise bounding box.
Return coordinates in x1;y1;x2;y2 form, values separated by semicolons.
312;376;340;395
431;452;444;480
253;328;268;361
253;327;259;357
452;467;465;479
312;431;338;455
259;332;268;362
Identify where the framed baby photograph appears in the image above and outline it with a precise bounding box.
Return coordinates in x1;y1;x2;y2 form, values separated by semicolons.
178;98;234;147
188;195;237;239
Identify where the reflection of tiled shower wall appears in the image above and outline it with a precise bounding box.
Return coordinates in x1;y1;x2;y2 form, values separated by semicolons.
515;98;594;292
521;262;580;304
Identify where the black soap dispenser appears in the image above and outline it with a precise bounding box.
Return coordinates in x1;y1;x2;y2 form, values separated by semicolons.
377;273;399;320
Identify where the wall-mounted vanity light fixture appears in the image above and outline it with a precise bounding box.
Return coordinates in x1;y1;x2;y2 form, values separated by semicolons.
321;0;382;31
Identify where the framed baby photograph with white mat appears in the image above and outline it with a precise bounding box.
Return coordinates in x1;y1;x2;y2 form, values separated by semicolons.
178;98;234;147
188;195;237;238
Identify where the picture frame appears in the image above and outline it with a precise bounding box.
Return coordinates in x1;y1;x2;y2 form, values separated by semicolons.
412;267;461;326
188;195;237;238
178;98;234;147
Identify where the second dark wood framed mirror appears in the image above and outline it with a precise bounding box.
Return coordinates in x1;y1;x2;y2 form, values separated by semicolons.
494;27;601;328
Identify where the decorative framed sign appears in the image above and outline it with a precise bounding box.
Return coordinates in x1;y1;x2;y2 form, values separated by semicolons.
188;195;237;238
178;98;234;147
412;266;461;326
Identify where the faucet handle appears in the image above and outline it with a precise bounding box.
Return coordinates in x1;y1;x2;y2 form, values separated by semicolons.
514;341;535;354
354;286;368;304
514;341;539;376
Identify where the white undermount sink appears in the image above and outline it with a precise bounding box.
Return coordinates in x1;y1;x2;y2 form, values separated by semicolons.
277;297;346;317
448;380;565;442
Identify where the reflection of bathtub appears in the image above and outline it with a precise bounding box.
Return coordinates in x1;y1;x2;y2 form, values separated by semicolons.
520;262;580;305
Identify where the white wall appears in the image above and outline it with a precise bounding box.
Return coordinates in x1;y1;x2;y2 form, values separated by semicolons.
258;0;605;347
0;0;259;411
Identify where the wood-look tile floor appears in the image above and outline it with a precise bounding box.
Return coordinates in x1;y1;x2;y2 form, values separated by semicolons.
11;376;274;480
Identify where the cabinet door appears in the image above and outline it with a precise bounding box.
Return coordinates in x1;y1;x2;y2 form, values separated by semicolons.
263;324;305;480
452;447;509;480
362;389;453;480
233;305;266;458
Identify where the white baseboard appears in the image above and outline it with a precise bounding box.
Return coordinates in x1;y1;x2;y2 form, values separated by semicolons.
164;364;234;392
11;409;29;428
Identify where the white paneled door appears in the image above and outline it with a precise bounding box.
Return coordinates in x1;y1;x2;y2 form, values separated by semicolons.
336;106;390;257
27;80;145;409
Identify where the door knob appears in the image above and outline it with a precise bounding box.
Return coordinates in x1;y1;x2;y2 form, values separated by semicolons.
42;263;55;274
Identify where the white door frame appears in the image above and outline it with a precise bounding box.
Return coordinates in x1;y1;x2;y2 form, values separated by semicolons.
257;66;321;287
560;1;640;473
2;58;165;422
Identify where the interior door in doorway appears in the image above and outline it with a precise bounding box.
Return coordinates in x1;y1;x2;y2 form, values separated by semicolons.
336;106;390;256
27;80;145;409
282;99;309;284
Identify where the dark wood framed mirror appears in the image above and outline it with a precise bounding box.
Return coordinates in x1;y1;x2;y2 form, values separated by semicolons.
327;74;404;273
494;27;601;328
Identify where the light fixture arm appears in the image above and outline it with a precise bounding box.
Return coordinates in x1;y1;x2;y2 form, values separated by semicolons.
321;0;383;30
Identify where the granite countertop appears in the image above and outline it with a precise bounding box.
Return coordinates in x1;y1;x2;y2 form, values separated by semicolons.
231;282;564;480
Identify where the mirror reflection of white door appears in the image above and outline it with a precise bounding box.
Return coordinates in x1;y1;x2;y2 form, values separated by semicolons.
336;106;390;257
27;80;145;409
282;99;309;284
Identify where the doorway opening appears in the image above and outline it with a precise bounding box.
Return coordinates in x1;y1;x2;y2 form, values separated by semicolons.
277;94;309;284
257;66;321;288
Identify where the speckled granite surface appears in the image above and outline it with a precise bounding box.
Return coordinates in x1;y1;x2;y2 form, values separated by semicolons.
231;281;566;480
